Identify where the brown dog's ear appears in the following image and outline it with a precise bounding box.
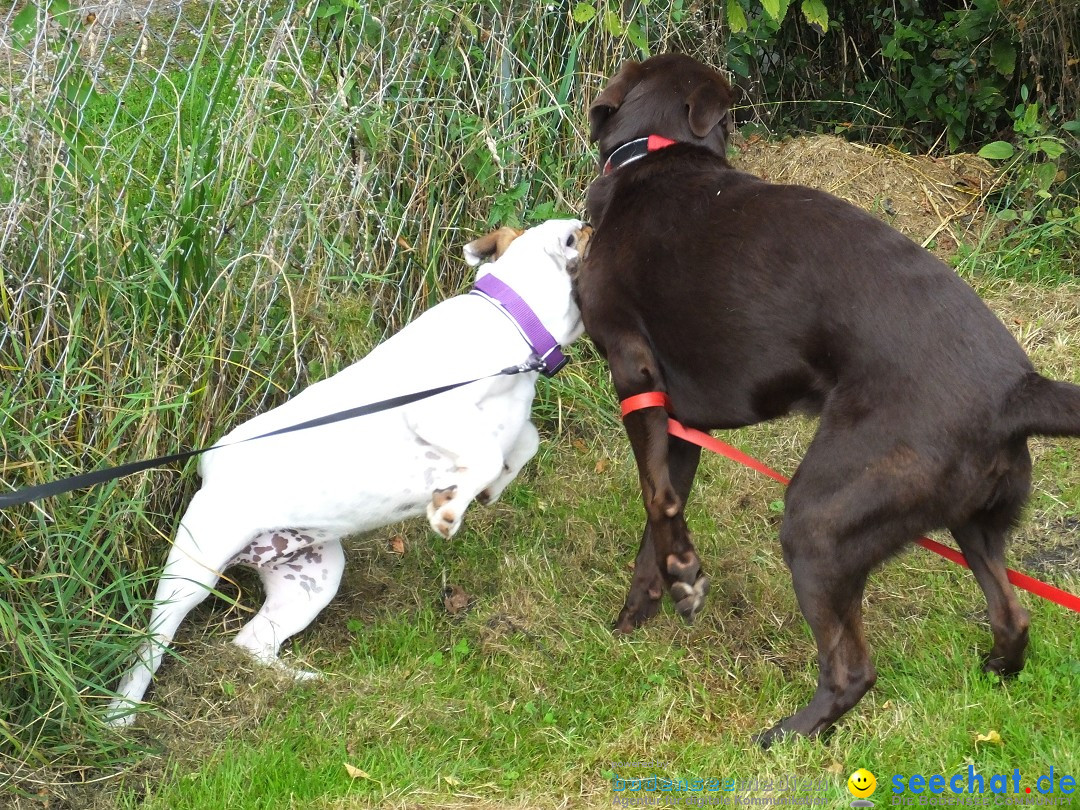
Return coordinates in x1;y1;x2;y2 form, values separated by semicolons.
588;60;642;143
686;82;734;139
463;226;524;267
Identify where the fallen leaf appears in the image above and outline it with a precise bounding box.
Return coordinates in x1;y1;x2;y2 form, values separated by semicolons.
443;584;471;615
388;534;405;555
974;729;1003;745
344;763;372;779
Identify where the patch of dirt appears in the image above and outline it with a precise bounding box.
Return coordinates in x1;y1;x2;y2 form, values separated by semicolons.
733;134;1003;260
1018;517;1080;577
6;643;298;810
977;278;1080;380
72;1;183;27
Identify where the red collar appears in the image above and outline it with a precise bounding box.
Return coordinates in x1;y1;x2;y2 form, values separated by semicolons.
602;135;677;175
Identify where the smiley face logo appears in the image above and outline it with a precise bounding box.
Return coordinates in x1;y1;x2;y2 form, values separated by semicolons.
847;768;877;798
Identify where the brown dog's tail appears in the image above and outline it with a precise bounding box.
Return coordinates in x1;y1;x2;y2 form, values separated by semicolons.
1007;372;1080;438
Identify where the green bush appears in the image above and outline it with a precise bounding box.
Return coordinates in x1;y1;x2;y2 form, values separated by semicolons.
725;0;1078;153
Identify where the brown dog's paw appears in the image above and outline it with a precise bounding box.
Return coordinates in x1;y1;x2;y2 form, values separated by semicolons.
982;653;1025;678
671;575;711;623
752;719;795;750
666;551;710;623
612;589;663;636
981;625;1028;677
613;602;660;636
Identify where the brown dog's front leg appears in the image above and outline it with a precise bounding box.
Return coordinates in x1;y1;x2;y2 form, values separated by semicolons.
615;525;665;635
660;437;709;622
608;338;709;630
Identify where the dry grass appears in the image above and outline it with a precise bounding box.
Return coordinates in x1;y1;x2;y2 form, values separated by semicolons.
735;133;1003;259
8;125;1078;806
37;272;1077;810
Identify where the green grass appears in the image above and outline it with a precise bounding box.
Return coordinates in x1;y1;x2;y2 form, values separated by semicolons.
38;314;1078;808
0;0;659;789
99;388;1080;808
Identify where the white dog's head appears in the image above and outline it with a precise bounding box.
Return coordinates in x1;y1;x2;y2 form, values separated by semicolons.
463;219;590;348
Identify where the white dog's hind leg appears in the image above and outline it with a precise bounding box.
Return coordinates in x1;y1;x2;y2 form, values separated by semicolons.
479;421;540;505
232;536;345;677
106;492;243;726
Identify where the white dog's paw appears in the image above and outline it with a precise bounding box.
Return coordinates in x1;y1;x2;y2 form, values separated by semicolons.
274;661;322;682
239;644;324;682
427;505;462;539
104;700;140;728
427;485;463;538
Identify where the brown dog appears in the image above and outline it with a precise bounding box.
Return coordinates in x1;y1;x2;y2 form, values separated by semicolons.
577;53;1080;746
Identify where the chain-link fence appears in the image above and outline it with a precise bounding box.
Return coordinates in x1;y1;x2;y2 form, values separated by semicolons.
0;0;614;498
1;0;709;776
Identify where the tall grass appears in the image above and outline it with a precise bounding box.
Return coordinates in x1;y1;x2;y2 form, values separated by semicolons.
0;0;702;786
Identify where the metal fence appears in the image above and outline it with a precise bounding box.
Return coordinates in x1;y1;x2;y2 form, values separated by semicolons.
0;0;643;771
0;0;705;482
0;0;626;452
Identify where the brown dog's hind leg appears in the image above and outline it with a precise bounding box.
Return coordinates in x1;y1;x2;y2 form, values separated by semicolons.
951;442;1032;675
951;519;1030;676
755;554;875;748
756;428;938;746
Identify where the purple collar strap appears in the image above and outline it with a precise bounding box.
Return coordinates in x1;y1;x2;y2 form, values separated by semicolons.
470;273;568;377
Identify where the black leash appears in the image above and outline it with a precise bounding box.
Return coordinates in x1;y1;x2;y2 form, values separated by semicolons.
0;360;545;510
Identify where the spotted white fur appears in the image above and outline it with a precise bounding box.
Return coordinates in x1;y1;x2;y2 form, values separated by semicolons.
106;219;587;726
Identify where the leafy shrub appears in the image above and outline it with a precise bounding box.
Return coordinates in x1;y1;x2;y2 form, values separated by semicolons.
723;0;1077;157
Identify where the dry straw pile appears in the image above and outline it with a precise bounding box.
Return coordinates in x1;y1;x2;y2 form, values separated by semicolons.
736;134;1002;259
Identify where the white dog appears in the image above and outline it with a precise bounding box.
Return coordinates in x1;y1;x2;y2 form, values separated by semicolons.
106;218;589;725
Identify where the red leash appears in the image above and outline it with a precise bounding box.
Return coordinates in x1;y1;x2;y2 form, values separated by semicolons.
620;391;1080;614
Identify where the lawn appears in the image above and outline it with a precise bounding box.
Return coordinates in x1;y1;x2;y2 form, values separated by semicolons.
63;271;1080;808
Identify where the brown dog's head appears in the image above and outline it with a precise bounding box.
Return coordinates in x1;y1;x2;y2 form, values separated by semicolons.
588;53;737;169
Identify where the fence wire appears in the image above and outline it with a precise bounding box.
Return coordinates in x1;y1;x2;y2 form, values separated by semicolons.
0;1;705;462
1;0;716;539
0;0;663;774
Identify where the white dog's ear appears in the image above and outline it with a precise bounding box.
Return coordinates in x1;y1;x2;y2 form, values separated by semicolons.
463;226;524;267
